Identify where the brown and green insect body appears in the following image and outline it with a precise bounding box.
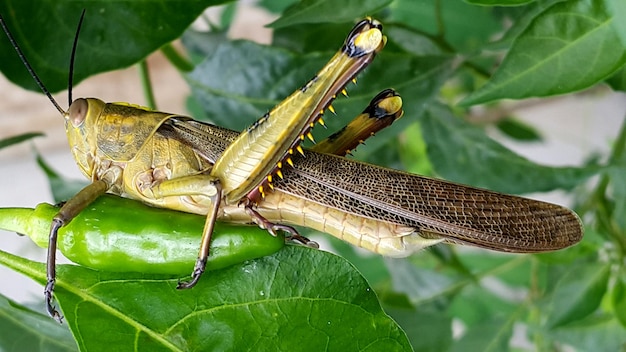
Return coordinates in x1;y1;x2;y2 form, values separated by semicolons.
64;98;214;214
164;89;583;257
162;89;431;256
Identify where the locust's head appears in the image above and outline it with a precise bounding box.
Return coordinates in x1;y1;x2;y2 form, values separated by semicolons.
64;97;106;179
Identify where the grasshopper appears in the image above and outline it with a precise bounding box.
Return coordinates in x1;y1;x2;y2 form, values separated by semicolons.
1;12;583;323
1;13;386;321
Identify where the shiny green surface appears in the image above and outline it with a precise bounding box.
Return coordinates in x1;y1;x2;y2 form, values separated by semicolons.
1;194;284;274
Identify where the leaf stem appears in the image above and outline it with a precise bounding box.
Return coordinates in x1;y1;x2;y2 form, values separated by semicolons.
528;258;551;350
0;207;34;234
139;60;157;110
608;114;626;165
161;43;194;72
434;0;444;39
591;114;626;255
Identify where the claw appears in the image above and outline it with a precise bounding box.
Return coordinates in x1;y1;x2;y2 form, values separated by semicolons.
44;280;63;323
177;257;207;289
245;205;300;239
286;233;319;249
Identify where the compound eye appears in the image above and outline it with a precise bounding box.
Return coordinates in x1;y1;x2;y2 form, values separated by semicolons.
67;98;88;127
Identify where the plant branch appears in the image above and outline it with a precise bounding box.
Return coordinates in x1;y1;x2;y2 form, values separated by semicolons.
138;60;156;110
161;43;194;72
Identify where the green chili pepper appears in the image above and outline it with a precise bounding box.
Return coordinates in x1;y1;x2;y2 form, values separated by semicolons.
0;194;284;274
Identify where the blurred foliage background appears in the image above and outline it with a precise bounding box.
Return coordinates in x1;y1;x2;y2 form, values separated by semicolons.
0;0;625;350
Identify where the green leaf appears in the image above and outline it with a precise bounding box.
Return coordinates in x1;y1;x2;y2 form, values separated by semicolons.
398;122;434;176
0;132;43;150
461;0;626;105
325;236;390;287
259;0;303;14
181;29;231;63
613;273;626;328
386;257;456;305
385;305;453;352
606;65;626;91
268;0;392;29
448;285;519;328
604;116;626;232
0;294;77;352
385;25;443;57
389;0;503;52
35;151;88;203
420;103;600;194
606;0;626;47
450;316;514;352
533;235;601;264
0;246;412;351
457;253;532;288
484;0;561;52
272;21;353;53
464;0;534;6
608;166;626;232
544;314;626;352
545;262;610;328
0;0;229;93
495;117;543;142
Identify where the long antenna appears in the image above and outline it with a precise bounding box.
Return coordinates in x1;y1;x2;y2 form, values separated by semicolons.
0;12;66;115
68;9;86;106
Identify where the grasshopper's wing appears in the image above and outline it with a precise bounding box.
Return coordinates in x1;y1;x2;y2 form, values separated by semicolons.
159;105;582;253
159;116;237;163
275;152;583;253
